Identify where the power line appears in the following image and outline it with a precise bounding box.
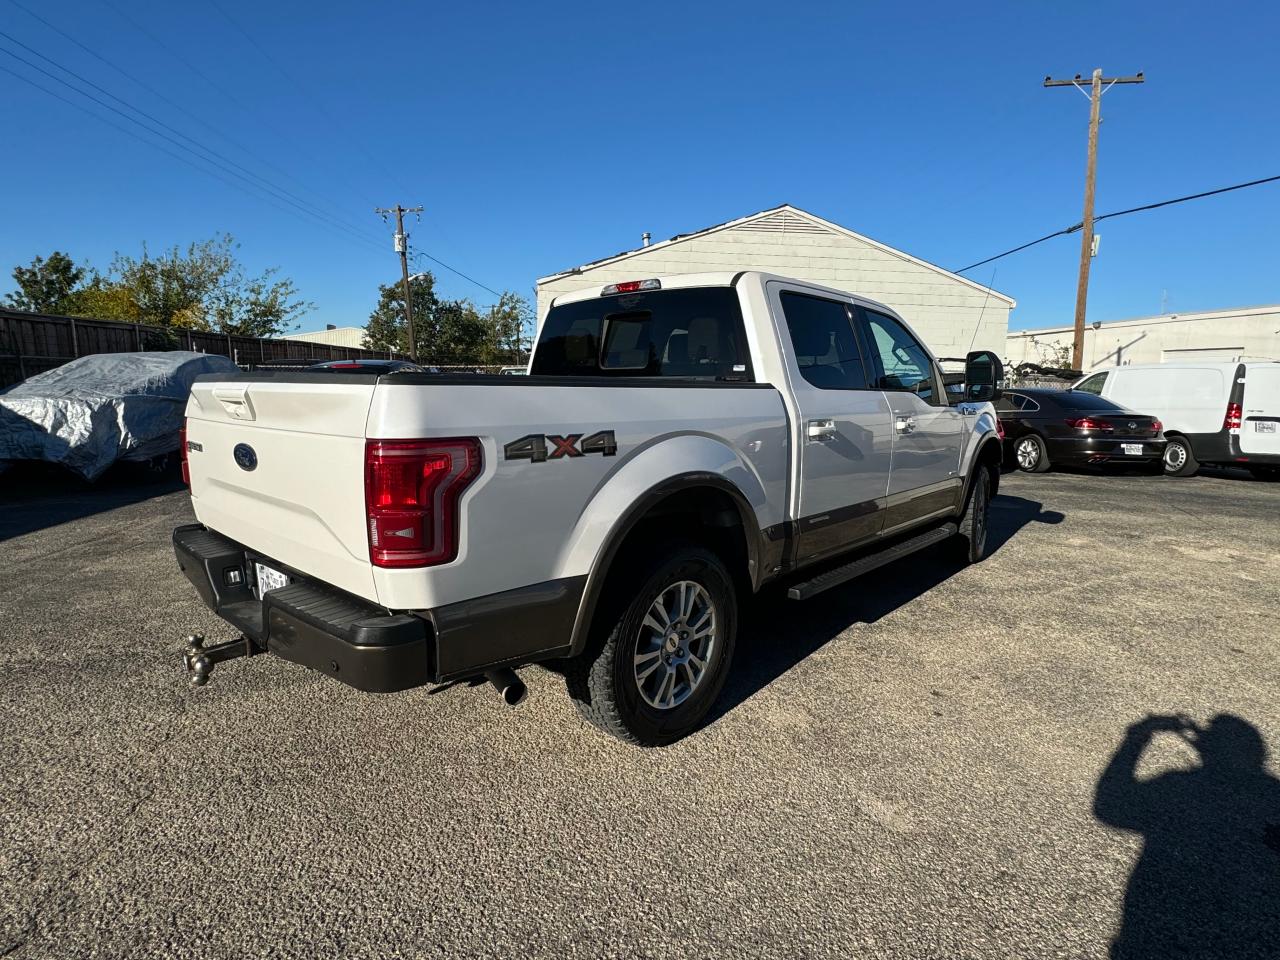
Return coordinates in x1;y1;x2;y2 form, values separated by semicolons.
0;30;388;252
0;63;365;238
411;251;504;299
203;0;410;200
954;172;1280;275
4;0;383;241
0;45;390;259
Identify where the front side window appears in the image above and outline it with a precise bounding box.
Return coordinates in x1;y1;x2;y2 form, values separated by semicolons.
532;287;753;380
779;292;868;390
860;309;940;405
1075;372;1108;395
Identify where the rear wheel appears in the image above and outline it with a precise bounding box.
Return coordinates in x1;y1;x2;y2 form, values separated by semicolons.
1163;437;1199;477
1015;435;1050;473
566;545;737;747
955;467;992;564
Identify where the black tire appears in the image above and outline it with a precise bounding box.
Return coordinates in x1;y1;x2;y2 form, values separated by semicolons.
955;466;992;564
566;544;737;747
1162;436;1199;477
1014;434;1050;473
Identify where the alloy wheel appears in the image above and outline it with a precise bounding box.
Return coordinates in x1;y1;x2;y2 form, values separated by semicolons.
1016;438;1040;470
633;580;717;710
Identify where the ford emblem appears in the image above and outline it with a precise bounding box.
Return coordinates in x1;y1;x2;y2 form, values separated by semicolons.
233;443;258;471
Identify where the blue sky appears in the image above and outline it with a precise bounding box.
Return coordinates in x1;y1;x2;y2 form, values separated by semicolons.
2;0;1277;333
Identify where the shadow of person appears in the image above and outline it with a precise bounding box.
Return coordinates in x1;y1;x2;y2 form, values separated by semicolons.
1094;714;1280;959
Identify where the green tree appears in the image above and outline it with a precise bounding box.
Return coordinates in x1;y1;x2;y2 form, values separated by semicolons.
364;275;534;366
72;235;310;336
4;251;86;314
485;291;534;364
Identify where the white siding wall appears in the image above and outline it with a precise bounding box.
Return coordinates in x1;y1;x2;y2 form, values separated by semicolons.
537;219;1011;358
1005;306;1280;370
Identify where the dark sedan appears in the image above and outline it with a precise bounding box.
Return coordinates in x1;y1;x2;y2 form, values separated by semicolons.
307;359;431;373
995;388;1167;472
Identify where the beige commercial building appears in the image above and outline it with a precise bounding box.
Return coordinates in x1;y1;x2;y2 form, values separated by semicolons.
536;204;1015;358
1005;304;1280;371
281;326;367;349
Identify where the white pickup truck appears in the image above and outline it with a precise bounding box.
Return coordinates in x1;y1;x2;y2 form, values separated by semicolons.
174;272;1004;745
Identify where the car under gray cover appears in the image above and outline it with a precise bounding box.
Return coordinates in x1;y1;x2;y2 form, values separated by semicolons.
0;351;239;480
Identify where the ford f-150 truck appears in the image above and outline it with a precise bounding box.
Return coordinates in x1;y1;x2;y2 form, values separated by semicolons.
174;272;1004;745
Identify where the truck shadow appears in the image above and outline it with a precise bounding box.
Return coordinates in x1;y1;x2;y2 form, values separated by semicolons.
711;494;1064;724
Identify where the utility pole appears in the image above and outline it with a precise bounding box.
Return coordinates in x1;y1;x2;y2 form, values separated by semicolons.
375;205;424;360
1044;68;1144;371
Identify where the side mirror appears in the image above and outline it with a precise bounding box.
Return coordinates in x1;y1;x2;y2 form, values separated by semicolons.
964;350;1004;403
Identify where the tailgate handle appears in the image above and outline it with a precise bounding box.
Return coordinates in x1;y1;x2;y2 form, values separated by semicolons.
211;386;256;421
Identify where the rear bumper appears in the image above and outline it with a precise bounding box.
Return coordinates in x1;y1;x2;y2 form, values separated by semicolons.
173;524;586;691
1046;436;1167;464
1182;430;1280;467
173;524;431;692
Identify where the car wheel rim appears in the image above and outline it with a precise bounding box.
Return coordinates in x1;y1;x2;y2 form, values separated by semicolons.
1016;439;1039;469
1165;444;1185;470
634;580;716;711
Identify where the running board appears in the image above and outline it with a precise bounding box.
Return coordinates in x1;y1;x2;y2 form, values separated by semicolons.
786;523;958;601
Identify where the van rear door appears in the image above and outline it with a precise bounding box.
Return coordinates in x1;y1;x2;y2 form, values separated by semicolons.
1240;364;1280;457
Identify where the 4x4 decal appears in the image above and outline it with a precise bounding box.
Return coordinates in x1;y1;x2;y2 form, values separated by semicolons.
504;431;617;462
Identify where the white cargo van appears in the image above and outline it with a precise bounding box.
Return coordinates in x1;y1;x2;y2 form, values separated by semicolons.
1074;362;1280;477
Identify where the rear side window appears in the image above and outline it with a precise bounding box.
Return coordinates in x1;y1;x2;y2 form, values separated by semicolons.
779;292;868;389
532;287;753;380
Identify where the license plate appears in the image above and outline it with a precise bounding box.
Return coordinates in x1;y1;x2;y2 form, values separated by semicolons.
1256;421;1277;433
1122;443;1143;456
255;562;290;595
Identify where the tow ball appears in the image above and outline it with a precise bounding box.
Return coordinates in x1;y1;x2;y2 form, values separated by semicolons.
182;633;264;688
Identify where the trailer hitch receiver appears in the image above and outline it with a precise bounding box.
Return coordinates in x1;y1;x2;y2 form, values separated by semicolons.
182;633;264;687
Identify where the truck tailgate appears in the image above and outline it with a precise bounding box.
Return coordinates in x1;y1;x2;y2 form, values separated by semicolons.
185;377;378;603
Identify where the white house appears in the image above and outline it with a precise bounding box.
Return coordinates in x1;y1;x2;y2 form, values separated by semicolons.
535;204;1015;358
1005;304;1280;370
282;326;367;349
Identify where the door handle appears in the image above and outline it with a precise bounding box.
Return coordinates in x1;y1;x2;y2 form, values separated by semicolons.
806;419;837;443
894;416;916;434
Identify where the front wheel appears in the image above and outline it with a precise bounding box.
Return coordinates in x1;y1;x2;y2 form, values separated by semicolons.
566;545;737;747
955;467;992;564
1163;437;1199;477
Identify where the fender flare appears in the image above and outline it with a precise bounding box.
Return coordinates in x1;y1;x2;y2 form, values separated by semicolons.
566;471;763;657
959;433;1003;507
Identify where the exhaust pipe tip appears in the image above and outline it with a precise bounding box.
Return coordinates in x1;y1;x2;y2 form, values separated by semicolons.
484;668;527;707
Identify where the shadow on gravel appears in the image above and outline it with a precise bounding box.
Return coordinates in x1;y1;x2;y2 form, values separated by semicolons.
712;494;1064;723
0;461;183;542
1094;714;1280;960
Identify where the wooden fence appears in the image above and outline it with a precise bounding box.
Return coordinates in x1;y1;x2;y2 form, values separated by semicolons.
0;308;407;387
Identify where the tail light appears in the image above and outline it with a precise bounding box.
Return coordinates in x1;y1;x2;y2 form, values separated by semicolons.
1224;402;1243;432
996;418;1006;440
365;438;482;568
179;418;190;485
1065;416;1114;431
1151;419;1163;434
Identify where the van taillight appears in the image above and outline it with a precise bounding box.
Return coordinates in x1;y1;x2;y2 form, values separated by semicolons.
179;418;190;485
1224;402;1243;432
364;438;482;568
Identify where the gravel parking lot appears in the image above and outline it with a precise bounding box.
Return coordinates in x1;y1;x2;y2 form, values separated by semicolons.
3;467;1278;959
